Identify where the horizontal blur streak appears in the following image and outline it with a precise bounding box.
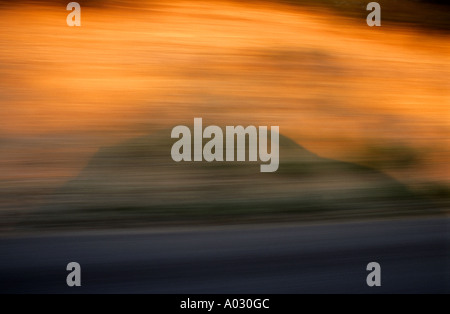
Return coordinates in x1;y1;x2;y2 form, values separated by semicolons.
0;218;448;293
0;1;448;230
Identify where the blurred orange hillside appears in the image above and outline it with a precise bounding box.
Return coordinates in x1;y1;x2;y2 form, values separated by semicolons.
0;0;449;212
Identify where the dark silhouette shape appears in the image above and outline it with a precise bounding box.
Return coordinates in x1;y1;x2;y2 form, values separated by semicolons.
39;128;431;228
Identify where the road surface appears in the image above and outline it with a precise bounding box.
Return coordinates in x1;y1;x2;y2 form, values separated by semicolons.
0;218;448;293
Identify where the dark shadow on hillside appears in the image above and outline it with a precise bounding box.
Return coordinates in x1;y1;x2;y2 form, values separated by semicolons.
29;128;436;230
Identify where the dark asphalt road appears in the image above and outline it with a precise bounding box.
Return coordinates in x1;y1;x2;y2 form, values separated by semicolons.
0;218;448;293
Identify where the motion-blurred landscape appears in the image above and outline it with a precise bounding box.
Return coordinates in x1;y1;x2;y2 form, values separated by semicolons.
1;0;448;231
0;0;449;294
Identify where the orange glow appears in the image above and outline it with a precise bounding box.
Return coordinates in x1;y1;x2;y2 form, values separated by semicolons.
0;1;448;206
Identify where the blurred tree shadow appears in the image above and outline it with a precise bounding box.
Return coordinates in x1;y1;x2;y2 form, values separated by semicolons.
26;128;441;230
